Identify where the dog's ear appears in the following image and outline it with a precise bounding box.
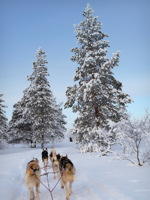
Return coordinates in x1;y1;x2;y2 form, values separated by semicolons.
66;154;68;158
33;157;36;161
57;154;61;161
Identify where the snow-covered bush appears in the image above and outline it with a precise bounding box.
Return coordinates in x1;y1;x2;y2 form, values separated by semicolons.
75;126;114;155
110;111;150;166
0;140;8;149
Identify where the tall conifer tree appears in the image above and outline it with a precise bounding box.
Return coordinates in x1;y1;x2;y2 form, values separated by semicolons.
26;48;66;148
8;48;66;147
65;4;132;152
8;93;32;144
0;94;8;147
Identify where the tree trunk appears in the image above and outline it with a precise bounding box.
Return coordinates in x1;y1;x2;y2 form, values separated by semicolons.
95;105;100;127
92;74;100;127
41;134;44;149
40;90;45;150
137;149;142;166
95;105;99;118
136;143;142;166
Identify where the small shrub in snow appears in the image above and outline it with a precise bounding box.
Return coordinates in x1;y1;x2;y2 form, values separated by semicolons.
0;140;7;149
110;111;150;166
76;127;114;155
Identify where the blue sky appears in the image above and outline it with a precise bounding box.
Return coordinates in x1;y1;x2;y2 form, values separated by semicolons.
0;0;150;129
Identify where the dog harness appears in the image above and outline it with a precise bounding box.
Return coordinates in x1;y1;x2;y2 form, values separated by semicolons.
30;165;40;174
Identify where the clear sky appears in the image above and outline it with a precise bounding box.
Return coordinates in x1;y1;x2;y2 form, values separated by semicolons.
0;0;150;129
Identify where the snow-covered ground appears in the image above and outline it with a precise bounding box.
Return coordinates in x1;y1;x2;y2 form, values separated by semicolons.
0;141;150;200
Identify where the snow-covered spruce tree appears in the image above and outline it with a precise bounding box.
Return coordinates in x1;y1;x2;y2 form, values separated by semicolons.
26;48;66;148
0;94;8;148
65;4;132;153
45;100;66;145
7;91;32;145
109;110;150;166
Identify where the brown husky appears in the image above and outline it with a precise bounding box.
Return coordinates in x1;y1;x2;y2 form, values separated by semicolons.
25;158;41;200
50;149;60;179
59;155;77;200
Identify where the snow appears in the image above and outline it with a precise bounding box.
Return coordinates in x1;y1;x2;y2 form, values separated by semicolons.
0;142;150;200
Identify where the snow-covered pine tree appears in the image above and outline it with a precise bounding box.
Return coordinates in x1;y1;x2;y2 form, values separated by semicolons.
8;92;32;144
26;48;66;148
56;103;67;140
45;100;66;145
53;102;67;141
0;94;8;148
65;4;132;152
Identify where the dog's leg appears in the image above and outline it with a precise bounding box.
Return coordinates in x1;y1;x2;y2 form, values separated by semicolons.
59;173;64;189
29;187;35;200
42;159;45;167
35;182;40;200
64;181;69;200
60;179;64;189
57;167;59;179
46;159;48;167
44;159;46;168
44;159;47;168
53;166;56;179
69;181;72;196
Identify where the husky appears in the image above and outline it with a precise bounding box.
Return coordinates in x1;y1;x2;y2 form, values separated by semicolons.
50;148;57;163
50;149;60;179
59;155;77;200
25;158;41;200
42;148;48;167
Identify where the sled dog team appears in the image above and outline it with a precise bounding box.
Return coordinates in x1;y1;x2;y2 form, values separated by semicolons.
25;148;77;200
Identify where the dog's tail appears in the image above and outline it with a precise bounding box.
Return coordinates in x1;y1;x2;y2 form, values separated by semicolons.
65;163;77;181
72;174;77;181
